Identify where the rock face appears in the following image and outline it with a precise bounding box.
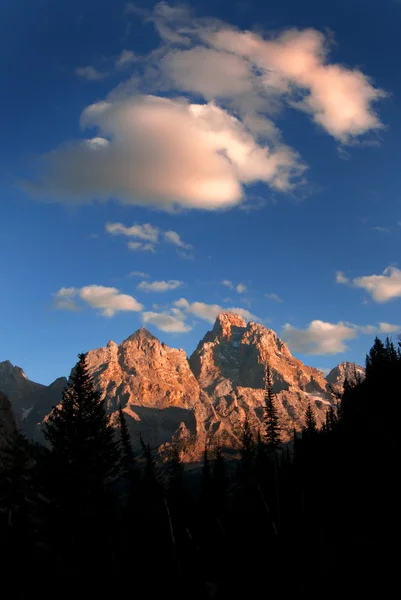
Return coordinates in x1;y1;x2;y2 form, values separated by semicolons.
188;313;333;454
85;328;200;448
1;314;364;461
0;360;66;438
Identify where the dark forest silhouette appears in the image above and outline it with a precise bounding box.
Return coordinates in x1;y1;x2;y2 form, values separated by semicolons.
0;337;400;597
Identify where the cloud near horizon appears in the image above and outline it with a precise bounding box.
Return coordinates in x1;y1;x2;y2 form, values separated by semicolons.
27;2;384;211
281;319;399;354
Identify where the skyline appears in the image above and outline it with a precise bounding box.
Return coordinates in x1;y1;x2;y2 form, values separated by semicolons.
2;0;401;384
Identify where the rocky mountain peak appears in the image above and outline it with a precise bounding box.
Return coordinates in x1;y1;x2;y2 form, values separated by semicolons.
326;361;365;394
212;312;247;341
123;327;158;346
0;360;28;381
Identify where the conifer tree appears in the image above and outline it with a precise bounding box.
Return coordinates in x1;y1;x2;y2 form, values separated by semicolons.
43;353;120;544
303;402;318;436
118;404;135;477
264;365;281;453
240;416;254;475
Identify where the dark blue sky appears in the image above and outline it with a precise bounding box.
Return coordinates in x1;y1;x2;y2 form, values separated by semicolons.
2;0;401;383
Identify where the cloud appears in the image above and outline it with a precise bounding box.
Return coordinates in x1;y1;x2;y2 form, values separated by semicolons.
336;271;349;284
106;221;192;255
174;297;257;323
30;95;304;210
282;318;400;354
146;3;385;142
116;49;137;69
129;271;150;278
106;222;159;242
221;280;234;289
53;287;81;312
142;308;192;332
221;280;246;293
349;266;401;302
30;3;384;211
281;320;357;354
137;279;183;292
54;285;143;316
164;230;192;249
373;225;390;233
265;292;283;303
75;66;108;81
127;241;155;252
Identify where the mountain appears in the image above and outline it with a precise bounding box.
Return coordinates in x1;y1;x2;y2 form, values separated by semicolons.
0;314;363;459
187;313;332;455
84;327;200;448
0;360;67;438
326;361;365;396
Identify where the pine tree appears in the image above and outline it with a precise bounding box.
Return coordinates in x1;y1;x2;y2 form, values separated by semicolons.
43;352;120;562
303;402;318;436
118;404;135;477
264;365;281;453
240;416;254;475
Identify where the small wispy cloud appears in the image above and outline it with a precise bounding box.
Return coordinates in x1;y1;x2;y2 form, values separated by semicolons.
129;271;150;278
265;292;283;303
221;280;246;294
142;308;192;333
75;66;108;81
137;279;183;292
373;226;390;233
106;221;192;256
336;271;349;284
116;49;137;69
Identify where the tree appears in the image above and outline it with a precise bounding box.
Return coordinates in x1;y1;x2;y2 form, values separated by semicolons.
303;402;318;436
118;405;136;477
264;365;281;453
240;416;254;476
43;352;120;563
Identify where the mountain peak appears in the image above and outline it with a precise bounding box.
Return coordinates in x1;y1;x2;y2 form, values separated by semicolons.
213;312;247;341
123;326;158;344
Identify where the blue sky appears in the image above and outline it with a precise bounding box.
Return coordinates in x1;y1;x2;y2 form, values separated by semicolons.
2;0;401;384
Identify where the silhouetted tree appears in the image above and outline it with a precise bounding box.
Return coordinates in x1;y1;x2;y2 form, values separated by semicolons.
303;402;318;437
264;365;281;453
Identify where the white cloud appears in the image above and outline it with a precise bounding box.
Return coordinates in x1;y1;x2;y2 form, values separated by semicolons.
281;320;357;354
30;3;384;212
336;271;349;284
146;3;384;142
30;95;304;210
174;297;257;323
282;318;400;355
137;279;183;292
76;66;108;81
265;292;283;303
164;230;192;249
236;283;246;294
373;225;390;233
142;308;192;332
221;280;246;293
53;284;143;317
351;266;401;302
116;49;137;69
106;222;159;242
128;241;155;252
378;322;399;334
